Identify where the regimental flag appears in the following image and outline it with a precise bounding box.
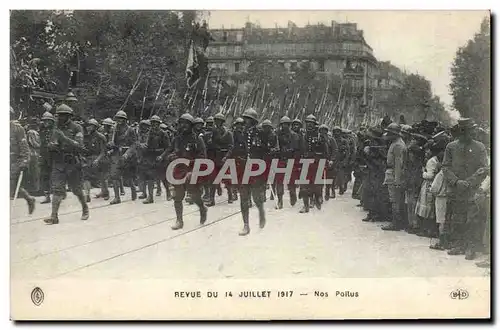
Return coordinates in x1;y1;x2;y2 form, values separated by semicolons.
186;41;200;89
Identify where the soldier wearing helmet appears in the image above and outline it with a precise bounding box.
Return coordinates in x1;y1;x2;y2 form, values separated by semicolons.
332;126;349;196
82;118;108;203
10;105;36;215
135;119;151;200
318;124;339;201
231;107;268;236
210;113;234;205
43;104;88;225
39;111;56;204
298;114;330;213
137;115;170;204
167;113;208;230
227;117;246;203
275;115;301;209
106;110;138;205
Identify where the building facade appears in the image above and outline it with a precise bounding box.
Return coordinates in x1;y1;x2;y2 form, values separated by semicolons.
206;21;378;93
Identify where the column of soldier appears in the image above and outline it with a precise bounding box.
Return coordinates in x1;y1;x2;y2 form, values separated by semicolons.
11;102;360;237
10;102;491;267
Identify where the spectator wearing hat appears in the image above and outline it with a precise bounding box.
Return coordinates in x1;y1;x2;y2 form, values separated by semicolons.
442;118;489;260
382;123;408;231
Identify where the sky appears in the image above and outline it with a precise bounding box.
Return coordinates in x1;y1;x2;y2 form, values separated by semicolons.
207;10;488;110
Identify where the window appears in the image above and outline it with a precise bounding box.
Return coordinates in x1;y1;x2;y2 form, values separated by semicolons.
319;60;325;72
236;32;243;42
223;32;228;42
234;62;240;72
219;46;227;56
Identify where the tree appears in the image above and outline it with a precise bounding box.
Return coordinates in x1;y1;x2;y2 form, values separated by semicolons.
450;17;490;125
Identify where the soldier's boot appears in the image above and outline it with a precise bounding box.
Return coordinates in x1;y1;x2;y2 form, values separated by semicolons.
41;191;51;204
75;192;89;221
216;184;222;196
109;181;122;205
120;179;125;196
166;186;172;201
325;188;330;201
202;185;209;202
257;203;266;229
138;181;147;199
233;188;239;201
430;233;449;251
299;197;310;213
227;188;234;204
44;194;62;225
130;183;137;201
156;180;162;196
19;188;36;215
83;180;92;203
143;181;154;204
331;185;336;199
239;207;250;236
196;200;208;225
315;195;322;210
276;194;283;210
289;189;297;206
206;186;216;207
171;201;184;230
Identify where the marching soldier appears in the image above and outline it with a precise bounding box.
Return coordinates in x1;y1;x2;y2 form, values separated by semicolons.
107;110;138;204
82;119;107;202
139;115;170;204
201;116;217;205
136;119;151;200
261;119;278;202
10;106;36;214
300;114;329;213
44;104;88;224
229;117;246;203
319;125;338;201
276;116;301;208
212;112;234;204
236;108;267;236
159;122;173;201
39;111;56;204
95;118;114;200
190;117;206;205
332;126;348;195
168;113;208;230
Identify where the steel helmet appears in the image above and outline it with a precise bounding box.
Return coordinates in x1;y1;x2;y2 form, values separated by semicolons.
139;119;151;126
42;102;53;112
319;124;329;131
292;118;302;125
102;118;114;126
179;113;194;123
261;119;273;127
205;116;214;123
150;115;161;123
305;114;317;123
56;104;74;115
114;110;127;120
242;108;258;121
160;123;168;130
41;111;55;122
234;117;244;124
280;116;292;124
214;112;225;121
193;117;205;125
87;118;99;127
333;126;341;132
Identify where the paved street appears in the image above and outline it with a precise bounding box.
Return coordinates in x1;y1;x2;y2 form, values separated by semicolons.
11;186;488;281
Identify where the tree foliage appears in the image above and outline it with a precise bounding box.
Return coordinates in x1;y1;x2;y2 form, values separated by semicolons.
450;17;490;124
10;10;200;121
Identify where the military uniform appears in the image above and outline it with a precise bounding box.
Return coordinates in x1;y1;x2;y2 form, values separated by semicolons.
212;113;234;204
169;114;207;230
10;116;36;214
323;128;339;201
300;115;329;213
139;116;170;204
233;108;268;236
95;118;114;200
442;119;488;258
276;116;301;208
108;111;138;204
44;104;88;224
39;112;56;203
82;119;107;202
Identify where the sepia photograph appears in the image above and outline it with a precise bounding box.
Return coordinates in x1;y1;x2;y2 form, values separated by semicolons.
9;7;491;320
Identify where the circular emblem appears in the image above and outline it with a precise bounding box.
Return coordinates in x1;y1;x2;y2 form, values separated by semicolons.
31;287;44;306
